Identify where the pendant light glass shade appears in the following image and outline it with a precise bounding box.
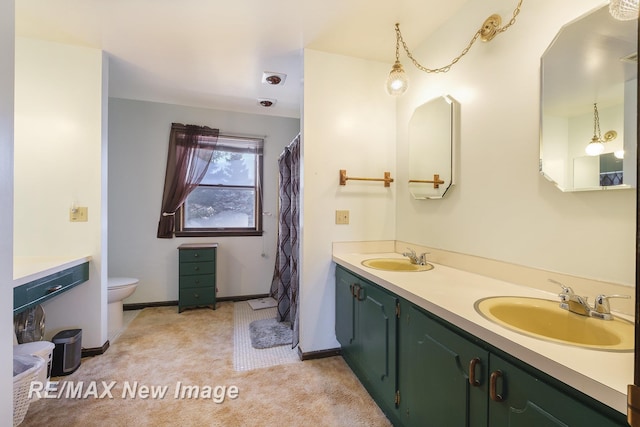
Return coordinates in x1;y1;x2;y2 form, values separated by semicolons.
386;61;408;96
609;0;639;20
585;139;605;156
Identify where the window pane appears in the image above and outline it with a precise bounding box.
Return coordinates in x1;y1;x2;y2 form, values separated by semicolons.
184;187;255;228
200;151;255;186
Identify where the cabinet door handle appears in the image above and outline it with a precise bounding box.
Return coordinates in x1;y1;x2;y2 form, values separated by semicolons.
356;285;365;301
468;357;481;387
194;266;200;271
46;285;63;294
489;370;505;402
350;283;356;298
194;253;199;258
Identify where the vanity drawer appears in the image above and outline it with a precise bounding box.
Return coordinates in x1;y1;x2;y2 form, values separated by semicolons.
14;262;90;314
179;274;215;289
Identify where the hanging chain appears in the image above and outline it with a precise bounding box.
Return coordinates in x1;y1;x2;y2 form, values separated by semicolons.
496;0;523;35
593;103;602;140
395;0;524;74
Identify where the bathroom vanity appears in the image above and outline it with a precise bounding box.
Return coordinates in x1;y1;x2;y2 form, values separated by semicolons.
333;249;630;426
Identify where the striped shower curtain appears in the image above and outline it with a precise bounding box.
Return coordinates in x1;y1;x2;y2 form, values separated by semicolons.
270;134;300;348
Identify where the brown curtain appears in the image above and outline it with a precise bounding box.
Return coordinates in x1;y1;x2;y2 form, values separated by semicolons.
157;123;219;238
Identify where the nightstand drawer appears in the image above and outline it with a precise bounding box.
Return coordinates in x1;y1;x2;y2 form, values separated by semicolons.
180;262;215;276
179;248;216;263
179;287;215;307
179;274;215;289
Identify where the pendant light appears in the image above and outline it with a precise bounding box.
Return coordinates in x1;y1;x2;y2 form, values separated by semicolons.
386;0;524;96
585;103;618;156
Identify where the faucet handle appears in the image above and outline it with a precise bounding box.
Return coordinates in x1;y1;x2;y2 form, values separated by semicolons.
402;247;416;256
593;294;631;315
418;252;430;266
548;279;574;300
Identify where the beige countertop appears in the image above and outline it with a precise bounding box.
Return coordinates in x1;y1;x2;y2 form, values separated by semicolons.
332;250;633;415
14;255;92;288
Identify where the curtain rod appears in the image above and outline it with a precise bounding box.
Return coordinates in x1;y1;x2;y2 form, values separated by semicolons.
219;133;267;142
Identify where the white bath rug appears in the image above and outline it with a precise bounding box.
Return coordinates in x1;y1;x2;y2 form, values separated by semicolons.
247;297;278;310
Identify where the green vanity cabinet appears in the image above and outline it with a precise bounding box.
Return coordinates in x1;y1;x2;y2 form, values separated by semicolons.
398;301;626;427
488;354;625;427
178;243;217;313
398;301;488;427
335;265;627;427
335;265;399;420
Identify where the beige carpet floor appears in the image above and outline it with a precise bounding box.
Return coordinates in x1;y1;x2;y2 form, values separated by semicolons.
20;302;392;427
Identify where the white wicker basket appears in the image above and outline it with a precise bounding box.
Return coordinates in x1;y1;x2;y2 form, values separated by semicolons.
13;354;44;427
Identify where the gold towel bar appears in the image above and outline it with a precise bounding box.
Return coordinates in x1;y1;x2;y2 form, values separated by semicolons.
408;174;445;189
339;169;394;187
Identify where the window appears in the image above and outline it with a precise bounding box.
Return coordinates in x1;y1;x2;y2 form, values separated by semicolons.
175;135;263;237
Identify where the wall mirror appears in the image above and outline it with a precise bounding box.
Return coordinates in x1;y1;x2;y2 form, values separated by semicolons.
408;95;459;199
540;4;637;192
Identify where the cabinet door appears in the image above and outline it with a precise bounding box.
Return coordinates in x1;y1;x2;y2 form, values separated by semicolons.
399;302;488;427
355;279;398;408
488;354;626;427
335;266;356;356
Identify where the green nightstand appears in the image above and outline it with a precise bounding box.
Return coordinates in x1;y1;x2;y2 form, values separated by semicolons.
178;243;217;313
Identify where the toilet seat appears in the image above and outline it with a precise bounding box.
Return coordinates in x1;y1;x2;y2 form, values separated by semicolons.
108;277;139;289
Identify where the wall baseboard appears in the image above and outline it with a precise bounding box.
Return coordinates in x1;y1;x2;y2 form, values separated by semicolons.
123;300;178;310
82;340;110;358
217;293;270;303
298;346;341;361
123;294;271;311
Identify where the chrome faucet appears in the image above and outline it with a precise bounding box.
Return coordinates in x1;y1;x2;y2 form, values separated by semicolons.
549;279;630;320
402;248;429;266
591;294;631;320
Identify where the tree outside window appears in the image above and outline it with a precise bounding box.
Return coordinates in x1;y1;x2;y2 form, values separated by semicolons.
176;136;263;237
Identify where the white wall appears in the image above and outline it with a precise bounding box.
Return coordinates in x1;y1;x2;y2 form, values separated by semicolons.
107;98;299;303
396;0;635;286
0;0;14;423
14;37;106;348
300;49;396;351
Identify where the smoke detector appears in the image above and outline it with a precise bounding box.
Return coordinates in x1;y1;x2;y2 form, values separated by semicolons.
262;72;287;86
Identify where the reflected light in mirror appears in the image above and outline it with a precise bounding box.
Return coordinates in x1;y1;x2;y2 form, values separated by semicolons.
609;0;639;20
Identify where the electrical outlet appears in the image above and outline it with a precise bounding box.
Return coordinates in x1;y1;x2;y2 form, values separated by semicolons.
70;207;88;222
335;210;350;224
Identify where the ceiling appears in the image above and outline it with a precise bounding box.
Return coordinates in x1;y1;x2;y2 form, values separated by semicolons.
15;0;469;119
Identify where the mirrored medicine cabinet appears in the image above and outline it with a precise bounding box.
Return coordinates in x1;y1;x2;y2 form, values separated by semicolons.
540;4;637;192
408;95;460;199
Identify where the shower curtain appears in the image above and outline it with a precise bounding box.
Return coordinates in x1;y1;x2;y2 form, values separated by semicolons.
270;134;300;348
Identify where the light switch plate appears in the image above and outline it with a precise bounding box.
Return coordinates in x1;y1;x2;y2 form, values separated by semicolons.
335;210;349;224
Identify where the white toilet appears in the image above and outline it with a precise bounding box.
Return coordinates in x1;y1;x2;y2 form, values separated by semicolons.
107;277;139;338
